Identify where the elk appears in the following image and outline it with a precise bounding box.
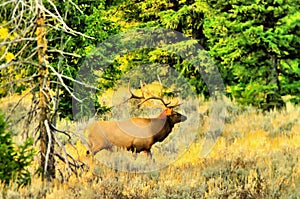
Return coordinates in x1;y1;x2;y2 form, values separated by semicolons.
85;82;187;158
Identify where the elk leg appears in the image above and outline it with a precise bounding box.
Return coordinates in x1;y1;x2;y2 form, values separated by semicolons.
91;145;106;156
105;145;113;152
133;152;138;160
144;150;152;159
129;146;138;159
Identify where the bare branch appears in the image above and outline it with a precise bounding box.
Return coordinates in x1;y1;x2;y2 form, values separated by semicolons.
55;150;87;171
0;38;37;47
47;49;81;58
54;152;77;175
12;41;30;60
22;90;39;139
46;64;83;103
0;42;11;62
42;0;93;39
0;0;97;179
48;64;101;91
9;108;39;130
5;85;38;123
49;123;72;140
11;0;26;33
0;60;39;70
53;133;72;177
0;0;14;7
0;74;38;89
25;50;39;61
44;120;53;176
65;143;88;172
1;25;37;61
68;0;84;15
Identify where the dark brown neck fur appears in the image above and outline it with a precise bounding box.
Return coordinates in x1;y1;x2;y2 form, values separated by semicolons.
153;116;174;142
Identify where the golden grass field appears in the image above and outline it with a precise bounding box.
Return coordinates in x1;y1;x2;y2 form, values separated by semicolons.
1;95;300;198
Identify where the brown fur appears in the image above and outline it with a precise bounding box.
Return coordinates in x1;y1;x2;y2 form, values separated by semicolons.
85;108;186;157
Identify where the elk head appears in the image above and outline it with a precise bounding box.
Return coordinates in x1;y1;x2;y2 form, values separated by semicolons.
127;80;187;124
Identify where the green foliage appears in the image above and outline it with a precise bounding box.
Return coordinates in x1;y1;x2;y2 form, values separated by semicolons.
0;111;35;187
204;0;300;109
2;0;300;121
111;0;211;96
46;0;120;120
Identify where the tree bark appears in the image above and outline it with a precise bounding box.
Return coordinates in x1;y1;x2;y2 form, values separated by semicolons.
265;55;285;110
37;5;55;180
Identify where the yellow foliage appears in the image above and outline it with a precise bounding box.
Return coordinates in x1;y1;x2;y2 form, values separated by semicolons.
0;26;17;63
0;27;9;40
5;52;14;62
98;88;115;107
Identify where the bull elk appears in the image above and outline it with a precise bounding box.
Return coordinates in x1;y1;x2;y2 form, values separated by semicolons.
85;82;187;158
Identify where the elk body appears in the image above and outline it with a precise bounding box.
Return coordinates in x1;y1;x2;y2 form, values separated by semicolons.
85;82;187;158
85;108;186;157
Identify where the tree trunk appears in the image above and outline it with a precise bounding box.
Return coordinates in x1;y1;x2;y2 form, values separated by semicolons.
265;55;285;110
37;5;55;180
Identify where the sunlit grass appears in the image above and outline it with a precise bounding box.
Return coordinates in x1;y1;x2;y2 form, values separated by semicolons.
1;97;300;198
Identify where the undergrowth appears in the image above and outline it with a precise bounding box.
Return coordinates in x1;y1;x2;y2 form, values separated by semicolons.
1;99;300;198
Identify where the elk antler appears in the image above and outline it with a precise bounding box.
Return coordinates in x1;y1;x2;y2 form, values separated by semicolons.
125;77;182;109
138;96;170;108
122;81;144;104
128;81;145;100
138;96;182;108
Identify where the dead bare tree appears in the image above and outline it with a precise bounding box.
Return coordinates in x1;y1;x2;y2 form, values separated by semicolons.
0;0;93;180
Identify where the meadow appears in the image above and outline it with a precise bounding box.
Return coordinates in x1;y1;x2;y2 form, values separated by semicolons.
1;97;300;199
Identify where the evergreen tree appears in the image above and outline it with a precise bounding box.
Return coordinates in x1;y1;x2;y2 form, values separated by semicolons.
204;0;300;109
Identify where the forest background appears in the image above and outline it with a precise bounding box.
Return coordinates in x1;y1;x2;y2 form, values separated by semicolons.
0;0;300;198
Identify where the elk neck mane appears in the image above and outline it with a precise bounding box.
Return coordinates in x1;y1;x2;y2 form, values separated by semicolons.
157;109;174;126
157;109;168;119
152;110;175;143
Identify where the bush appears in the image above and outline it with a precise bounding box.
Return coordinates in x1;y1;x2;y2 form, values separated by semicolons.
0;111;35;187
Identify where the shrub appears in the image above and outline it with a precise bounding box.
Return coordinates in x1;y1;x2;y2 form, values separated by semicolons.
0;111;35;188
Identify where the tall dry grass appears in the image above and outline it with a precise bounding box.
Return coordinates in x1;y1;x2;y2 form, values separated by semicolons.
1;97;300;198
